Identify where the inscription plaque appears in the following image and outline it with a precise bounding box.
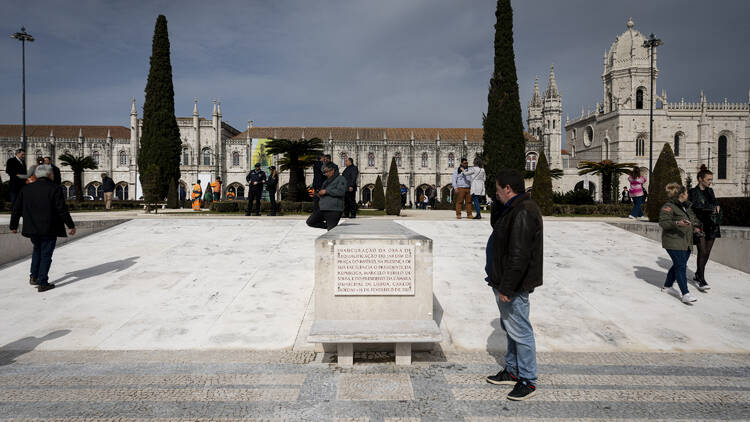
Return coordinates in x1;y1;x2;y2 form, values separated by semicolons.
334;245;415;296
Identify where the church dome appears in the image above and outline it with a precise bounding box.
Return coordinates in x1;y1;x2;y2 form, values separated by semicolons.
604;18;651;74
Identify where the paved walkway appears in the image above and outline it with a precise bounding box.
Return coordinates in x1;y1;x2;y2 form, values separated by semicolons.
0;350;748;421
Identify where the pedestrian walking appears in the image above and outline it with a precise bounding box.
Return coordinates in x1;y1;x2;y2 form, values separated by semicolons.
306;162;346;230
179;184;187;209
689;165;721;291
245;163;266;216
465;157;486;219
211;177;222;202
203;183;213;207
485;169;542;401
267;166;279;216
101;173;115;210
429;185;437;209
9;165;76;292
24;157;45;184
621;187;630;204
5;149;27;206
342;158;359;218
43;157;62;186
628;168;647;219
191;180;202;211
659;183;702;304
452;158;473;219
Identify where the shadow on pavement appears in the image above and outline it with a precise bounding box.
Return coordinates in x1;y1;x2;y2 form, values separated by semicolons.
635;256;698;290
0;329;71;366
486;318;508;365
53;256;139;288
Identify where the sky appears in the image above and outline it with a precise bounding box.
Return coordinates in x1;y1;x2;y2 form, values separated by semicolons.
1;0;748;148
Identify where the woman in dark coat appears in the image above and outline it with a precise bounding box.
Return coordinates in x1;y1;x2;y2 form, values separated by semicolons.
266;166;279;216
688;165;721;291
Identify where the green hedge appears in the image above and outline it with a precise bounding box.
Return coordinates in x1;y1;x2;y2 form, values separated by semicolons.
64;200;144;211
551;203;640;216
717;197;750;227
210;200;314;213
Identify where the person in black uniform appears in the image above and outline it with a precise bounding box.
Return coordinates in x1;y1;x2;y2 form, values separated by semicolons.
688;165;721;291
5;149;27;206
342;158;359;218
245;163;266;216
266;165;279;216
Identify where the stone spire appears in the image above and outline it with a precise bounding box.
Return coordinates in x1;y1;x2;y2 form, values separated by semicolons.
212;99;217;116
410;131;414;141
544;65;559;99
78;128;84;139
106;129;112;140
49;128;55;138
130;97;137;115
217;100;222;117
529;76;542;107
193;98;198;115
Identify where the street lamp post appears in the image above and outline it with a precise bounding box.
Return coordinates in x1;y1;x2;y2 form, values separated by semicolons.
643;33;662;182
11;27;34;161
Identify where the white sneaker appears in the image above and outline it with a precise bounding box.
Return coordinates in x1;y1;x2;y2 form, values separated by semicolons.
682;293;697;304
639;216;649;221
628;215;637;219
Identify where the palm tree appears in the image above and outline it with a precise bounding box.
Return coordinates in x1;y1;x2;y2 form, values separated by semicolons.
265;137;323;202
577;160;636;203
525;168;563;180
59;153;98;202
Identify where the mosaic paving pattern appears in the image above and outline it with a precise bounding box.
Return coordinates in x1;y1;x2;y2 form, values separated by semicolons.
0;351;748;421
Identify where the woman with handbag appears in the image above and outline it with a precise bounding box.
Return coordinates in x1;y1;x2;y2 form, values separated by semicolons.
688;165;721;291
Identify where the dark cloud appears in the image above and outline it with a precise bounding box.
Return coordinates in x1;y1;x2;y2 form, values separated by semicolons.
1;0;748;148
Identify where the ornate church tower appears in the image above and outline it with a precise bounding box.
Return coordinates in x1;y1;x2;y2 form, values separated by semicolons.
602;18;657;112
542;65;562;169
527;77;543;140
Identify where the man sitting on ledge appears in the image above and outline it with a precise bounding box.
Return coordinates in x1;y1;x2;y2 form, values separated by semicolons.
307;162;346;231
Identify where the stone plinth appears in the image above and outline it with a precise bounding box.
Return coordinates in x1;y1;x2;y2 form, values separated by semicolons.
309;221;441;365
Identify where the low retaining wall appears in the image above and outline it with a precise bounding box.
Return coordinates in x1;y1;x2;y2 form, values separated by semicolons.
0;219;129;266
609;221;750;274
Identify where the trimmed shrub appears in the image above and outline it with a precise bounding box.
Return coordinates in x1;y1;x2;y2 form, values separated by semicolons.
167;179;178;209
209;200;314;214
553;189;594;205
64;200;144;211
385;157;401;215
551;203;641;216
647;143;681;222
717;197;750;227
373;175;385;210
531;151;553;215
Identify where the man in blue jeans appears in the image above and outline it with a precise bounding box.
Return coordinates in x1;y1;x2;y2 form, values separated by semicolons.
485;169;543;401
9;165;76;292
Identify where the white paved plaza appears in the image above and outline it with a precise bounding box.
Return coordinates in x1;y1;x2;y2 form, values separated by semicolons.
0;218;748;353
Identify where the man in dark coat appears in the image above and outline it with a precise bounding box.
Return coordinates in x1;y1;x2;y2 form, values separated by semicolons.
485;169;543;401
101;173;116;210
342;158;359;218
5;149;27;206
43;157;62;186
245;163;266;216
9;165;76;292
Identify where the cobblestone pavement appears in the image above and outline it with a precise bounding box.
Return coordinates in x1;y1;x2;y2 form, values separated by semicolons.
0;351;748;421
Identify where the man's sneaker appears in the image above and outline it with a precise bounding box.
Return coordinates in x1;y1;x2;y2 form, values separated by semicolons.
681;293;697;304
507;379;537;401
29;277;38;286
628;215;637;219
37;283;55;292
486;369;518;386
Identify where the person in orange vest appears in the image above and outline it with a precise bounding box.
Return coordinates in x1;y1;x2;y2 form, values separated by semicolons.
192;179;202;210
227;190;236;200
211;177;222;201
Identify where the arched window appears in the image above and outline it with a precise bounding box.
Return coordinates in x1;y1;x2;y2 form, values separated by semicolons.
673;133;682;157
636;89;644;109
203;148;211;166
421;152;428;168
232;151;240;167
182;148;189;165
448;153;455;168
340;152;348;168
525;153;538;171
394;152;401;167
636;136;645;156
92;150;100;165
718;135;727;179
115;183;129;200
119;151;127;166
367;152;375;167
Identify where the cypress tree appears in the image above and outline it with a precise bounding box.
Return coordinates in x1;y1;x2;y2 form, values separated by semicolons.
482;0;526;200
373;175;385;210
167;178;178;209
646;143;681;222
139;15;181;206
385;157;401;215
531;151;553;215
142;164;162;213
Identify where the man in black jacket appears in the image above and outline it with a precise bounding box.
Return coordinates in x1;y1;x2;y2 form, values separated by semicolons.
9;165;76;292
245;163;266;216
5;149;27;206
485;169;543;401
43;157;62;186
341;158;358;218
101;173;116;210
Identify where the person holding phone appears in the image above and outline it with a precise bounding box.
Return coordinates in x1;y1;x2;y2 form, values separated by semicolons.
659;183;702;304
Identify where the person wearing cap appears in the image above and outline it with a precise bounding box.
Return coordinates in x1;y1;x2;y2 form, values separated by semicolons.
245;163;266;216
266;165;279;216
306;162;346;230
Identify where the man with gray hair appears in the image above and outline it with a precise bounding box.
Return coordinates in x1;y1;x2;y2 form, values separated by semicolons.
9;165;76;292
306;162;346;230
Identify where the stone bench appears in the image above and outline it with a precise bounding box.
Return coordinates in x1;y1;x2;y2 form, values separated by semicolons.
307;221;441;366
308;319;442;366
